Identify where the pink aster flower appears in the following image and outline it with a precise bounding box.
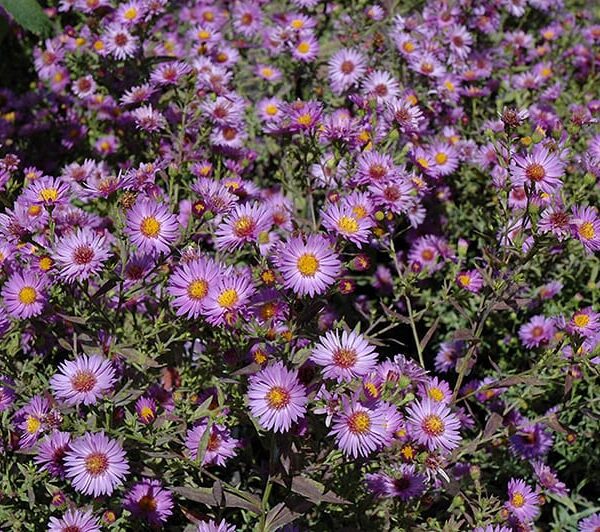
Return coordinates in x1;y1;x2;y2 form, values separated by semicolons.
167;257;221;319
531;460;568;496
510;144;565;194
276;234;341;297
104;25;138;60
202;271;255;326
406;398;462;453
2;269;48;319
125;198;179;255
247;362;307;433
35;431;71;478
327;48;367;94
321;203;373;247
131;104;166;132
570;205;600;254
64;432;129;497
519;315;556;348
355;151;397;185
53;228;111;283
50;354;116;406
330;398;387;458
456;269;484;293
185;421;238;466
123;479;173;526
361;70;400;103
505;478;540;523
150;61;191;86
47;509;101;532
369;177;415;215
215;202;272;251
311;329;378;382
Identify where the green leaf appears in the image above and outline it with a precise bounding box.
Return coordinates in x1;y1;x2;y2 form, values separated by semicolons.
0;0;52;36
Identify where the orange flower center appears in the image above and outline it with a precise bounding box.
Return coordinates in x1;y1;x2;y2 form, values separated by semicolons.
266;386;290;409
422;414;445;436
140;216;161;238
85;452;109;476
332;348;357;369
347;411;371;434
71;370;97;392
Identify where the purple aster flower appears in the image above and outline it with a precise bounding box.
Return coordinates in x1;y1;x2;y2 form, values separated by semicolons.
125;198;179;255
276;234;341;297
2;270;48;319
355;151;397;185
247;362;307;433
531;460;568;496
321;203;374;247
291;34;320;62
135;396;158;425
167;257;221;319
311;329;378;382
50;355;116;406
579;513;600;532
505;478;540;523
105;25;138;60
369;177;415;215
509;421;553;459
569;307;599;338
47;509;100;532
215;202;272;251
196;520;236;532
510;144;565;194
365;472;390;498
23;176;70;206
123;479;173;526
386;464;427;500
571;205;600;254
328;48;367;94
0;375;16;412
330;398;386;458
14;395;51;448
202;270;255;326
472;526;512;532
53;228;111;283
64;431;130;497
418;377;452;404
185;421;238;466
456;269;484;293
435;341;463;373
35;431;71;478
406;398;462;453
361;70;400;103
519;315;556;348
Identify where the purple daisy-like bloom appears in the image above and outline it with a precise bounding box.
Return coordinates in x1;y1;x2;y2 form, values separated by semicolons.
321;203;373;247
519;315;556;348
509;421;553;459
330;398;386;458
47;509;101;532
15;394;51;448
456;269;484;293
202;270;255;326
23;176;70;206
531;460;568;496
0;375;16;412
125;198;179;255
505;478;540;523
571;205;600;254
247;362;308;433
311;329;378;382
135;396;158;425
569;307;599;338
419;376;452;404
510;144;565;194
123;479;174;526
196;520;236;532
35;431;71;478
2;269;48;319
64;431;130;497
185;421;238;466
105;24;138;60
472;526;512;532
291;34;320;62
361;70;400;103
53;228;111;283
215;202;272;251
328;48;367;94
579;513;600;532
406;398;461;453
50;354;116;406
167;257;221;319
386;464;427;500
276;234;341;298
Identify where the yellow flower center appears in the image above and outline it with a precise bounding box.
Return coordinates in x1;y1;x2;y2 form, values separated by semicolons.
296;113;312;126
297;42;310;54
28;205;42;216
253;349;268;365
525;163;545;182
297;253;319;277
458;274;471;287
417;157;429;169
332;348;357;369
573;313;590;328
71;370;97;392
18;286;37;305
265;104;278;116
85;452;109;476
188;279;208;300
198;30;211;40
233;215;255;237
140;216;161;238
217;288;239;308
511;492;525;508
38;187;58;203
26;416;41;434
444;80;455;91
352;205;368;219
348;411;371;434
403;41;415;53
337;216;359;234
39;257;53;271
400;444;415;460
435;152;448;165
266;386;290;409
261;67;273;78
578;222;595;240
123;7;137;20
364;382;379;398
422;414;445;436
428;387;445;402
291;19;304;29
140;406;154;422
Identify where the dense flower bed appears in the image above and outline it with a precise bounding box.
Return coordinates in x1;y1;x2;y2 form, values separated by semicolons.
0;0;599;530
